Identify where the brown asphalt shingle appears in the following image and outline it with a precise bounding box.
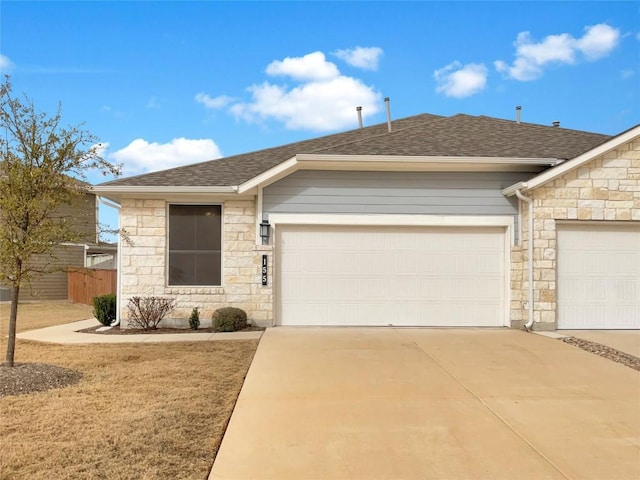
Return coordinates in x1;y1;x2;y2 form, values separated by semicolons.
99;113;610;188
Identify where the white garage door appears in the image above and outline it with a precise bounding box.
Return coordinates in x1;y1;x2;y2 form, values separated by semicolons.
557;224;640;329
276;225;506;326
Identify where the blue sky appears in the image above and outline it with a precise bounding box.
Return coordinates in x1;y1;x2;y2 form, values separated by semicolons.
1;1;638;234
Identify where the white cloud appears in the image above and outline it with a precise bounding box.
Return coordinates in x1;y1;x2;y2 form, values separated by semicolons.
110;138;222;175
265;51;339;81
495;23;620;81
93;142;110;158
194;93;235;109
197;50;382;131
230;76;380;131
434;62;488;98
334;46;383;70
576;24;620;60
0;54;15;73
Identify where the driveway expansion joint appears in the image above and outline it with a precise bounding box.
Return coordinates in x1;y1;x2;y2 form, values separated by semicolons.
396;329;573;480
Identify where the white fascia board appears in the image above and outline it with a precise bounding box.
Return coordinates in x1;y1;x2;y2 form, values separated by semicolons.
268;213;514;228
503;125;640;194
295;153;560;166
91;185;239;194
90;185;242;203
237;157;298;193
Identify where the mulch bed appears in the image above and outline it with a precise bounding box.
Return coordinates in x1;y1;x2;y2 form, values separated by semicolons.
76;325;265;335
560;337;640;371
0;363;82;397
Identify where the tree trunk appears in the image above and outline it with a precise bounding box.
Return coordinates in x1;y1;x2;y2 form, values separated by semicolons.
5;282;20;367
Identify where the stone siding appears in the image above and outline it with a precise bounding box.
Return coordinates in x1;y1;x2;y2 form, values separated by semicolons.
511;139;640;330
119;198;273;328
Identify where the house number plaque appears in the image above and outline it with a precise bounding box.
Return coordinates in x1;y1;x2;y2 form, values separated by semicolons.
261;255;268;286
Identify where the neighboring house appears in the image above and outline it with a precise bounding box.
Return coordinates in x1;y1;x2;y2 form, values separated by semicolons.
0;191;114;301
93;113;640;330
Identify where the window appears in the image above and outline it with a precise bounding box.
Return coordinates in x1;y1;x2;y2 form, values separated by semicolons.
168;205;222;286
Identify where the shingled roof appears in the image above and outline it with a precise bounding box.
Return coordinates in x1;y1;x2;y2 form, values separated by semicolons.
99;113;610;188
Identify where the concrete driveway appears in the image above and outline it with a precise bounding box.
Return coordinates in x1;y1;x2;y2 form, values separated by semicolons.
210;328;640;480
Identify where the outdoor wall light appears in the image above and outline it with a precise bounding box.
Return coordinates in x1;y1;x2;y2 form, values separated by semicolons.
259;220;271;244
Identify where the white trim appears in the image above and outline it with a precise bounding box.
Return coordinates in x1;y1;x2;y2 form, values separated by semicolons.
502;181;527;197
238;157;298;193
270;214;513;328
556;219;640;227
503;125;640;195
255;185;264;246
92;185;238;194
296;153;560;165
268;213;513;228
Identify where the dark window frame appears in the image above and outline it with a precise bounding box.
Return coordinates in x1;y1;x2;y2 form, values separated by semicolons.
167;204;223;287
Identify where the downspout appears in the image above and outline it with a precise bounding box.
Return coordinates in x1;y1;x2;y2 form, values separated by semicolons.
97;196;122;327
515;190;534;331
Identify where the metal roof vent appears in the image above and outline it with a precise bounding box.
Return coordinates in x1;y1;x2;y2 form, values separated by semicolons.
516;105;522;124
356;106;363;128
385;97;392;132
552;121;560;128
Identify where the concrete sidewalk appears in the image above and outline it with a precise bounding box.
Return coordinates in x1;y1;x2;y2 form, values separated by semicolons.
211;328;640;480
16;318;263;344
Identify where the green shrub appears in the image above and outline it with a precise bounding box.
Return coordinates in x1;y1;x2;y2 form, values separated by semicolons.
189;307;200;330
212;307;247;332
92;294;117;326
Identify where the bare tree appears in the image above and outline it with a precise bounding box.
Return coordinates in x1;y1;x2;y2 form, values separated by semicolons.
0;76;120;366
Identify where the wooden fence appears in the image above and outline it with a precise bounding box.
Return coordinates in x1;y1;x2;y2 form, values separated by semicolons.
68;268;117;305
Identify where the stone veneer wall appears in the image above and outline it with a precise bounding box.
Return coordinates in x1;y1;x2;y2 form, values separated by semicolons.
119;198;274;328
511;139;640;330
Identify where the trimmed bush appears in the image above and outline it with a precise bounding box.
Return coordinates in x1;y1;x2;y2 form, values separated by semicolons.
92;294;117;326
189;307;200;330
212;307;247;332
127;296;175;330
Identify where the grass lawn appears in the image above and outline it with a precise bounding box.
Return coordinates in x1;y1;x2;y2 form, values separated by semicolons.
0;302;259;479
0;301;94;337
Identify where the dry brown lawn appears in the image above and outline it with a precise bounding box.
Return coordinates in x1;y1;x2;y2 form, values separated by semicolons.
0;301;94;337
0;302;259;479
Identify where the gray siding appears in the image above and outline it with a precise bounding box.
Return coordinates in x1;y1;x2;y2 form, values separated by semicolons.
264;170;538;241
1;245;86;301
23;245;86;300
264;170;535;215
53;193;98;242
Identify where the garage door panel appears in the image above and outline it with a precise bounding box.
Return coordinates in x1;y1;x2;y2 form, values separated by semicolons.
277;226;505;327
557;224;640;329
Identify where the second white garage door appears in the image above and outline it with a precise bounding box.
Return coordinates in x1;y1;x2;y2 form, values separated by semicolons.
557;223;640;329
276;225;506;327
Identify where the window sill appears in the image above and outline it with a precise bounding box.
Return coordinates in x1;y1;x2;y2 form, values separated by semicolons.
165;286;225;295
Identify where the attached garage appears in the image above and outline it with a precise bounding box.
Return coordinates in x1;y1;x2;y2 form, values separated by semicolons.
276;224;508;327
557;223;640;329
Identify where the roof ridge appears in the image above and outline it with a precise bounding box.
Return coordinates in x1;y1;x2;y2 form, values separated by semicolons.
474;114;607;135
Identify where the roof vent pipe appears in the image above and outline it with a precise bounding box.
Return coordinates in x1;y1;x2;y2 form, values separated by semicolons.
385;97;392;132
516;105;521;124
552;121;560;128
356;106;363;128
